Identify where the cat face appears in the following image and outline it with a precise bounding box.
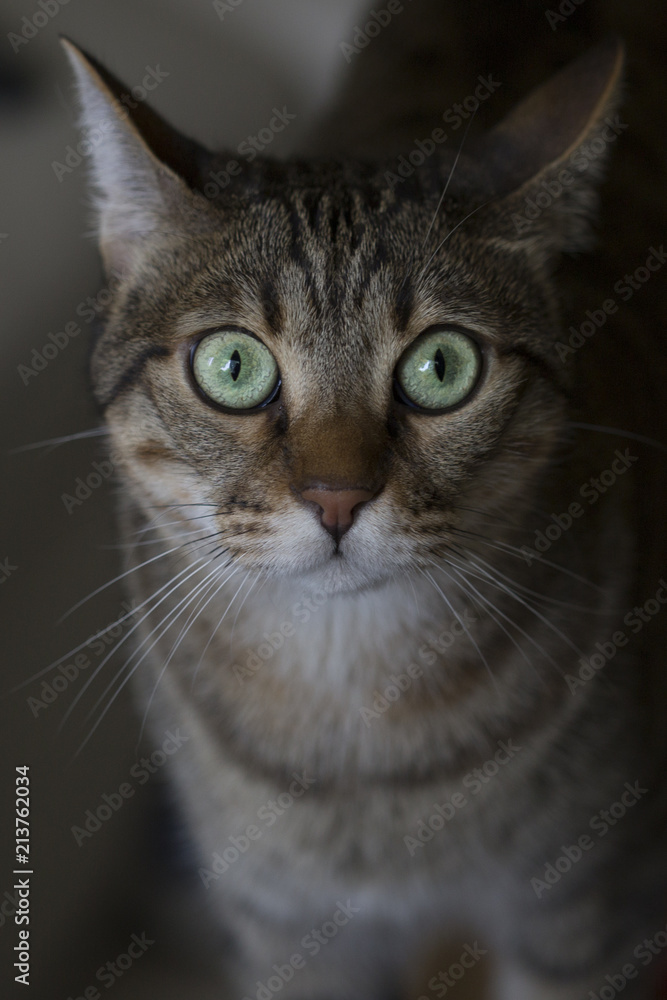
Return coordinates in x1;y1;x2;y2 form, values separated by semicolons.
64;39;622;594
91;163;565;594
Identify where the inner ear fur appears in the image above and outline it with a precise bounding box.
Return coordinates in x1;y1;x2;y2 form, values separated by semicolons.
479;36;624;198
61;36;208;187
61;37;214;274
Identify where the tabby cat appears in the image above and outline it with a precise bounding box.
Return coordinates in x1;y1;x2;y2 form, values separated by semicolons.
62;11;666;999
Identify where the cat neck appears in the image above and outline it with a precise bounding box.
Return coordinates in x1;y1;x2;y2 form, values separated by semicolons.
129;547;571;789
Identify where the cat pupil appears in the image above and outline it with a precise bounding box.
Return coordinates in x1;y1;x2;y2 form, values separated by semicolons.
434;348;446;382
228;349;241;382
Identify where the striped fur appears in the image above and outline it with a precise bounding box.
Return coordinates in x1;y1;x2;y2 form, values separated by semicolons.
64;15;666;1000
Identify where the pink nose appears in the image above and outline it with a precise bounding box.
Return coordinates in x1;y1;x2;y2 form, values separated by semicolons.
300;486;376;541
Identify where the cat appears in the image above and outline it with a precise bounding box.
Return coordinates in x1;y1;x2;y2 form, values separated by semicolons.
61;11;667;1000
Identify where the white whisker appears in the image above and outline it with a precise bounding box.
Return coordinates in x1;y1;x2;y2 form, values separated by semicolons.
9;426;109;454
420;566;499;693
137;562;247;746
437;555;563;681
454;551;588;660
420;199;490;277
422;105;478;248
72;558;232;753
567;421;667;453
191;568;257;692
60;557;218;732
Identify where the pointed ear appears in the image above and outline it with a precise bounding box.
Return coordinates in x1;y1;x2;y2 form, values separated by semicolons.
476;37;625;254
61;38;211;274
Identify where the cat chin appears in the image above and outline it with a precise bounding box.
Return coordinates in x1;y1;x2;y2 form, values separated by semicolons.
294;554;399;597
253;527;417;596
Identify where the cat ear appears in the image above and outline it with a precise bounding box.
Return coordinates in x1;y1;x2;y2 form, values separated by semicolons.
477;37;624;253
61;38;210;274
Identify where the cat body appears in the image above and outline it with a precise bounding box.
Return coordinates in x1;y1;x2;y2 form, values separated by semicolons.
63;12;666;999
130;547;643;998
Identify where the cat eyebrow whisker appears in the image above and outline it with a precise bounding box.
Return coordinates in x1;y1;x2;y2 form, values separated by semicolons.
420;199;491;278
422;105;479;249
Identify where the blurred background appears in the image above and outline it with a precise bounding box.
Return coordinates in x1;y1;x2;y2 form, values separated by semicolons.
0;1;664;998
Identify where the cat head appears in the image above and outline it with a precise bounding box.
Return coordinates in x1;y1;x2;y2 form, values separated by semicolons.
63;37;622;594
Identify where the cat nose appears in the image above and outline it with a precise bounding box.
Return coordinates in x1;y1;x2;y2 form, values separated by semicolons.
299;486;377;541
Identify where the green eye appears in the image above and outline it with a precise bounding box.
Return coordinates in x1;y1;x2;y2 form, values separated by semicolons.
395;328;482;411
191;330;279;410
